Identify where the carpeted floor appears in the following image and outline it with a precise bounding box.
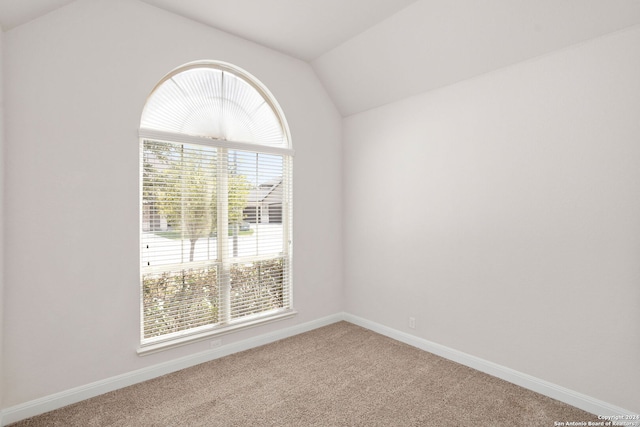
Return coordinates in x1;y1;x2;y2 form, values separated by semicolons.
11;321;601;426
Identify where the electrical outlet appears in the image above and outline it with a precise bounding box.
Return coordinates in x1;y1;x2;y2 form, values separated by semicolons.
408;317;416;329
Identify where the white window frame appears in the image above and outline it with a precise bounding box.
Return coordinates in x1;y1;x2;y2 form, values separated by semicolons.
138;61;294;355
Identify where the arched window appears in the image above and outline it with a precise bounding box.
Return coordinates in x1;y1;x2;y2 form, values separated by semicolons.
139;61;294;353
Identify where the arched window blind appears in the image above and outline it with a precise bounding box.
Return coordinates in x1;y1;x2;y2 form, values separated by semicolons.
139;61;294;354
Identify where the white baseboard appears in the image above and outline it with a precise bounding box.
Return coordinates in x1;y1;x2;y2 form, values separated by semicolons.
343;313;636;418
0;313;344;426
2;312;635;425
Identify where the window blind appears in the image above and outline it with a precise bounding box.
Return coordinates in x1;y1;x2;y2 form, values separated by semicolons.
142;140;292;343
139;61;293;348
140;66;286;148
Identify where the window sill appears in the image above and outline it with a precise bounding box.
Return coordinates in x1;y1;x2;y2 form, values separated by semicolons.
137;309;297;356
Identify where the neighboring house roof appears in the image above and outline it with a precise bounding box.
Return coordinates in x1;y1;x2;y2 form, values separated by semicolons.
247;178;283;205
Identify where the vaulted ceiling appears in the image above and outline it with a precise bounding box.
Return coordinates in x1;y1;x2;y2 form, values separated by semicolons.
2;0;640;116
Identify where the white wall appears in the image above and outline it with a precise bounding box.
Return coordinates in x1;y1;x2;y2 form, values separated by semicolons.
0;24;5;413
343;26;640;413
3;0;342;407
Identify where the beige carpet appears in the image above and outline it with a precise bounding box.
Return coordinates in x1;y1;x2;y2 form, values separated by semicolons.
11;321;601;426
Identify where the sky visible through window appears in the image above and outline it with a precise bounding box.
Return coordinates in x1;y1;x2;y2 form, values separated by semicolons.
233;150;283;187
